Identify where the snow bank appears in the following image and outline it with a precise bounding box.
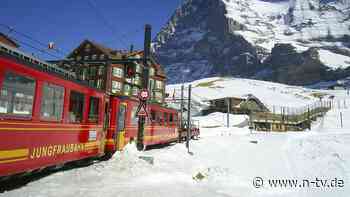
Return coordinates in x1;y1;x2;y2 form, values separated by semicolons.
193;112;248;128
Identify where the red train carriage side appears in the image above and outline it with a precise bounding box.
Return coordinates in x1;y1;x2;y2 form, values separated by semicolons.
0;43;107;178
105;96;179;153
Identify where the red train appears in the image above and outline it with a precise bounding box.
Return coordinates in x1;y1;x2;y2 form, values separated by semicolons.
0;42;199;179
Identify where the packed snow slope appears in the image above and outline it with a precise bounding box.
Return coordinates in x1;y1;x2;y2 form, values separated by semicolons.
2;103;350;197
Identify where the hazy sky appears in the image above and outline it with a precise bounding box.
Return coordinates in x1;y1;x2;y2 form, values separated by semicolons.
0;0;182;59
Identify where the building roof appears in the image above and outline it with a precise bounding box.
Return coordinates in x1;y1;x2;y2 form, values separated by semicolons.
0;32;19;48
209;95;269;110
65;40;166;79
67;39;124;59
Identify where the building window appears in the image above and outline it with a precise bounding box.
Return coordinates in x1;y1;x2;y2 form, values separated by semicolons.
132;86;139;96
112;67;123;78
100;54;105;60
136;63;143;73
155;80;163;90
97;79;104;89
92;54;97;60
134;75;141;85
82;67;88;80
89;80;95;87
155;92;163;103
84;55;89;60
97;66;105;76
149;79;155;91
89;66;97;78
0;72;35;116
149;67;155;76
69;91;85;123
125;77;132;84
40;83;64;121
112;81;122;93
123;84;131;96
88;97;99;123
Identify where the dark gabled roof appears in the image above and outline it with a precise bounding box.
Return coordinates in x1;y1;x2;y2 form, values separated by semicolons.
0;32;19;48
67;39;123;59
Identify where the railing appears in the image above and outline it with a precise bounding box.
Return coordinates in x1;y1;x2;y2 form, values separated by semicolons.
251;100;332;125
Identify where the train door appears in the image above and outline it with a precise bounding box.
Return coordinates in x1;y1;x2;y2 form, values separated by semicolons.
115;102;127;151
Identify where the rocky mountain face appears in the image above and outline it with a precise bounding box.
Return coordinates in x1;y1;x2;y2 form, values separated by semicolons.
154;0;350;85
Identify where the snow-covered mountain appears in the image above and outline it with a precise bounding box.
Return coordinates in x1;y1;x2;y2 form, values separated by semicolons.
154;0;350;85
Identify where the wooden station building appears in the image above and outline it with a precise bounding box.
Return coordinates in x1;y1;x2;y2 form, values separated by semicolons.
203;94;269;115
51;40;167;104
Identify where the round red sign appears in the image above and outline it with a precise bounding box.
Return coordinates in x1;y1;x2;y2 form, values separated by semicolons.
139;89;149;100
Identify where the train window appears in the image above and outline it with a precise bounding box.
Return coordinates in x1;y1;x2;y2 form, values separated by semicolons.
0;72;35;116
117;104;126;132
169;113;174;123
156;111;162;124
40;83;64;121
88;97;99;123
151;110;156;121
131;106;138;125
69;91;85;123
164;112;168;125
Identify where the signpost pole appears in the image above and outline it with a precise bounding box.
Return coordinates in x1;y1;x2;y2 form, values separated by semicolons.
137;24;151;151
186;85;192;153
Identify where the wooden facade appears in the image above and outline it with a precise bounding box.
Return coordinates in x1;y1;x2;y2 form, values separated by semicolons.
203;95;269;115
51;40;167;104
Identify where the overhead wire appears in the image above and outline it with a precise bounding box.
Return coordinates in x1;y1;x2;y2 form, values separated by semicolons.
86;0;129;48
0;23;69;57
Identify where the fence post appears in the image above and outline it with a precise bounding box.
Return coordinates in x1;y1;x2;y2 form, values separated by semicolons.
340;112;343;129
308;107;311;130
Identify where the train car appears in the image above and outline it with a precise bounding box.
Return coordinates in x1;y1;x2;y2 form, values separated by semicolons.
105;96;179;153
0;42;107;178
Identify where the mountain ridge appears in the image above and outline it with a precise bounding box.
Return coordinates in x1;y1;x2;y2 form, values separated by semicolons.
154;0;350;85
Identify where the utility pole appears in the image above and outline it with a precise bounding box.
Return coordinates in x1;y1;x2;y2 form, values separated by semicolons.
186;84;192;153
227;98;230;128
136;24;151;151
179;84;184;142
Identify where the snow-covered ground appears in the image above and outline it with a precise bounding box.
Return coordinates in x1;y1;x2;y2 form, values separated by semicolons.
2;105;350;197
1;77;350;197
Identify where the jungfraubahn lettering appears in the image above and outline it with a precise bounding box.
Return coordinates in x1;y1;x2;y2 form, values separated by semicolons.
30;143;86;159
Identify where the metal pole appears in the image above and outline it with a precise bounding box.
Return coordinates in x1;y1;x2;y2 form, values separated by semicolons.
179;84;184;141
227;98;230;128
186;84;192;152
340;112;343;128
137;24;151;151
